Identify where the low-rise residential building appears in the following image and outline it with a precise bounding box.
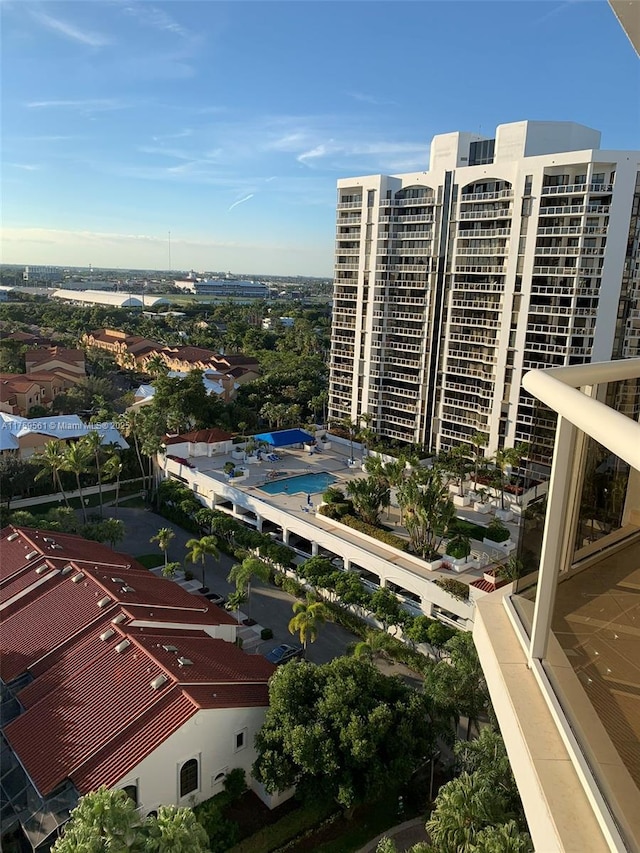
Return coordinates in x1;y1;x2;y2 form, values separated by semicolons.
25;347;86;383
0;377;43;416
0;413;128;457
0;526;277;852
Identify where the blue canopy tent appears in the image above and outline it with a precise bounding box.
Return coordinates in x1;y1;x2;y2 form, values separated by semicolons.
254;429;314;447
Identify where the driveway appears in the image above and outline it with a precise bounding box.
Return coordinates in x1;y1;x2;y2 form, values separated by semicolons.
107;507;359;664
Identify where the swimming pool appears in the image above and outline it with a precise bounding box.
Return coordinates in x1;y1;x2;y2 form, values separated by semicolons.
259;472;337;496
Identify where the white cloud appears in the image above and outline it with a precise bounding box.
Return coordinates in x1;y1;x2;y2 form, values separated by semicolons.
31;11;110;47
6;163;41;171
120;1;194;40
26;98;127;111
228;194;255;212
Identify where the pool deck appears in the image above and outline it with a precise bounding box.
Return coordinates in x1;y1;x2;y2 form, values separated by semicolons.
167;440;521;583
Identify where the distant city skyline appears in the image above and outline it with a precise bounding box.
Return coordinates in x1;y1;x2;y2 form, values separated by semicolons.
2;1;638;276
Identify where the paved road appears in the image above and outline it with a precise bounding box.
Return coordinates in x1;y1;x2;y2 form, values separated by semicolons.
107;507;359;664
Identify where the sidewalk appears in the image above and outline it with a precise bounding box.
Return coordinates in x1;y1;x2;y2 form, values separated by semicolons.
356;817;428;853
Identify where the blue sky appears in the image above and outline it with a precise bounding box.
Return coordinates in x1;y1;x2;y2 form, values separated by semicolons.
1;1;638;277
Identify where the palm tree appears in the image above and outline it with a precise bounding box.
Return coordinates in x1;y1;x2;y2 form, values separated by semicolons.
185;535;219;587
145;352;168;378
102;452;123;516
81;430;105;517
336;416;358;463
493;444;528;510
346;476;389;526
33;441;70;508
62;441;91;523
352;630;393;662
227;556;270;620
288;597;328;656
425;772;513;852
121;411;147;491
471;431;489;491
226;589;247;623
150;527;175;569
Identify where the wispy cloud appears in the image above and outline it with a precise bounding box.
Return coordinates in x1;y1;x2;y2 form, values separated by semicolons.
120;1;193;40
347;91;397;107
31;10;110;47
26;98;128;112
228;194;255;212
297;144;330;164
6;162;41;171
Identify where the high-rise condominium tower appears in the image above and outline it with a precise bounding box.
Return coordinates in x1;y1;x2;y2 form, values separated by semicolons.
328;120;639;469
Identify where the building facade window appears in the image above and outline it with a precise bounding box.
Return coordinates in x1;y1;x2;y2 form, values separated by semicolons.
121;784;138;807
234;729;247;752
180;758;199;797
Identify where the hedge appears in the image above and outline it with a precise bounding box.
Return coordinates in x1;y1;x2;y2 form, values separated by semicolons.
434;578;469;601
336;515;408;551
228;800;336;853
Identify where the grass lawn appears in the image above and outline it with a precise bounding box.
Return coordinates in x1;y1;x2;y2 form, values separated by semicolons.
135;553;164;569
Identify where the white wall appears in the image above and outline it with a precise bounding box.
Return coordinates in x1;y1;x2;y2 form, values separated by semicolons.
114;704;269;814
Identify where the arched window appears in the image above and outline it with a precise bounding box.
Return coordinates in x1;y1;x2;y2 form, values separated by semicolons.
121;785;137;807
180;759;199;797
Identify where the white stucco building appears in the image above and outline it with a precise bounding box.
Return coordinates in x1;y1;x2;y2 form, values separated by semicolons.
328;120;640;473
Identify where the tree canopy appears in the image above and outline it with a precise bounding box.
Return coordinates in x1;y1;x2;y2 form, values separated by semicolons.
52;787;211;853
253;657;437;811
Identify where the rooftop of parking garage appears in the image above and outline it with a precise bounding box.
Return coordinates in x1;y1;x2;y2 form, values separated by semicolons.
162;439;521;590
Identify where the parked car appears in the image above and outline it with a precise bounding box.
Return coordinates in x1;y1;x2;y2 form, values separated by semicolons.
203;591;226;607
265;644;303;665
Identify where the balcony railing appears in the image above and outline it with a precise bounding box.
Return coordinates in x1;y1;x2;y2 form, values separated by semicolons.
460;188;513;202
337;200;363;209
458;208;512;220
539;205;585;216
541;183;588;195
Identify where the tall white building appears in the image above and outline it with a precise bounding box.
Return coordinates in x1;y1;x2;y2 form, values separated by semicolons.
328;120;640;470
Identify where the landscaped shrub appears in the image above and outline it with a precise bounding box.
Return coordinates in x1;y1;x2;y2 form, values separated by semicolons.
281;577;305;598
317;501;351;520
339;515;408;551
434;578;469;601
485;518;511;543
224;768;248;800
261;627;274;641
194;799;240;852
322;486;345;504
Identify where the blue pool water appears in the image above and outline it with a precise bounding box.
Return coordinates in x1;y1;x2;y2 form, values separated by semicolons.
259;472;337;496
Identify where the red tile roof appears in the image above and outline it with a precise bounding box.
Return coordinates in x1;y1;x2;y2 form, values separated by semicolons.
26;348;85;366
469;576;508;593
0;526;271;798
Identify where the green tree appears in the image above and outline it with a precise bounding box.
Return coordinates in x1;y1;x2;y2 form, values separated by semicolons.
52;786;142;852
62;441;92;524
253;657;437;813
471;432;489;491
468;821;533;853
438;445;473;497
0;455;35;510
144;805;210;853
32;441;70;508
150;527;176;569
102;452;123;516
81;430;106;517
425;772;515;853
424;632;489;740
492;444;529;510
227;556;270;620
121;410;147;490
397;472;455;558
288;597;328;655
346;475;389;526
298;555;335;592
352;629;394;662
186;535;220;588
145;352;168;378
226;588;247;622
99;518;126;549
369;587;403;633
